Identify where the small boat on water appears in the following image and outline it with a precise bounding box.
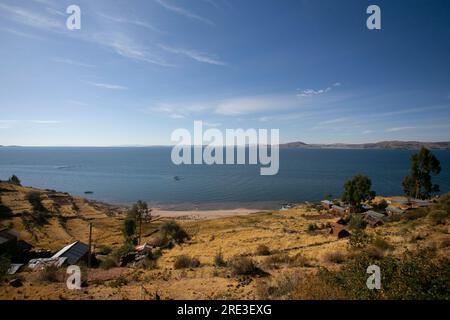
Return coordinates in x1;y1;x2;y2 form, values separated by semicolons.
84;191;94;194
173;176;181;181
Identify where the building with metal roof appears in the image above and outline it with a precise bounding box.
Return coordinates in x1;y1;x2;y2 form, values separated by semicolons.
52;241;89;265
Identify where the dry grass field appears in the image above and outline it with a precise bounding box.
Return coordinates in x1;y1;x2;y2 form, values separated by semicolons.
1;181;449;300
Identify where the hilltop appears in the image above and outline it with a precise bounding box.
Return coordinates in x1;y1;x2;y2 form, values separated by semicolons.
281;140;450;150
0;181;449;300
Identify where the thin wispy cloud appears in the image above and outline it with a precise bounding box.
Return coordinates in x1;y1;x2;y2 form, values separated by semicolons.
96;12;163;33
0;3;62;31
53;58;95;68
0;3;171;67
318;117;348;125
158;44;226;66
154;0;215;26
87;82;128;90
30;120;62;124
385;126;417;132
0;120;18;129
297;82;341;97
0;27;43;40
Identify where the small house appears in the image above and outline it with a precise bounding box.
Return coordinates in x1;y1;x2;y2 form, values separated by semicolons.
331;205;347;215
321;200;333;210
364;210;385;227
52;241;89;265
386;206;404;216
329;223;351;239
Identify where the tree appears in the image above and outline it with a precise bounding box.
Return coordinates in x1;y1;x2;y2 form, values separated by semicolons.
402;147;441;199
125;200;152;245
342;174;375;213
8;175;21;186
123;216;136;243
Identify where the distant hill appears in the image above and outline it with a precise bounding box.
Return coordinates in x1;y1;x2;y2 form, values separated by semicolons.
281;141;450;150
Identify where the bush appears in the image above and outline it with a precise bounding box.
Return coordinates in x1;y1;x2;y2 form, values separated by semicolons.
97;246;113;255
256;272;303;299
114;243;135;258
123;217;136;241
347;214;367;230
39;266;60;282
348;231;373;249
324;251;346;264
255;244;271;256
307;223;317;233
372;237;393;251
25;191;46;212
403;209;428;221
8;175;21;186
100;257;117;270
214;249;227;267
318;248;450;299
375;199;388;211
230;256;259;276
174;255;201;269
108;276;128;288
159;221;189;244
429;210;448;225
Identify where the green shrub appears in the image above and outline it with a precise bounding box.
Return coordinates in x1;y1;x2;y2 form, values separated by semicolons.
348;214;367;230
429;210;448;225
324;251;346;264
372;237;393;251
174;255;200;269
255;244;271;256
230;256;259;276
108;276;128;288
100;257;117;270
8;175;21;186
39;266;60;282
307;223;317;233
114;243;135;258
97;246;113;255
348;231;373;249
318;248;450;299
403;209;428;221
214;249;227;267
159;221;189;244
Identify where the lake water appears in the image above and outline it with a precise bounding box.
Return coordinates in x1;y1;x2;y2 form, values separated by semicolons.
0;147;449;209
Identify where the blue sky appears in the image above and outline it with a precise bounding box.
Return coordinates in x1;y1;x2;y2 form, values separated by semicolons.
0;0;449;146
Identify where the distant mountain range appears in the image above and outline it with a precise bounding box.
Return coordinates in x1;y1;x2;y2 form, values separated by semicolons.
280;141;450;150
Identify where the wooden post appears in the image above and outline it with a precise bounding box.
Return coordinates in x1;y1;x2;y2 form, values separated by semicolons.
88;223;92;268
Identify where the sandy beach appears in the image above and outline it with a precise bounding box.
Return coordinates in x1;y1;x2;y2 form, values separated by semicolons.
151;207;270;219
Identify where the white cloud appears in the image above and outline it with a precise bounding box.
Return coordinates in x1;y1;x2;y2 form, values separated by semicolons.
96;12;163;32
30;120;62;124
0;3;62;31
318;117;348;125
159;44;226;66
154;0;214;26
296;83;341;98
385;126;417;132
53;58;95;68
87;82;128;90
214;95;302;116
94;34;174;67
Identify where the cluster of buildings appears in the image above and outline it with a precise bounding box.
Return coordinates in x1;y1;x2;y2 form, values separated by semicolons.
321;197;432;238
0;228;90;275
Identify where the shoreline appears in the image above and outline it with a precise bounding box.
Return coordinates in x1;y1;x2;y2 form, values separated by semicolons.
151;207;271;220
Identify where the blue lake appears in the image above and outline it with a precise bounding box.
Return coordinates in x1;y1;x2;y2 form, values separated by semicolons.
0;147;449;209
